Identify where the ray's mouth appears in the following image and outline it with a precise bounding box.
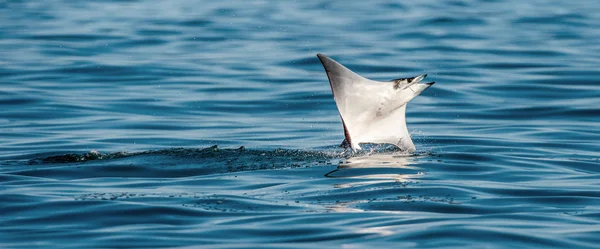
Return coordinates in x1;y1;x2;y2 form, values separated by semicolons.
402;74;435;90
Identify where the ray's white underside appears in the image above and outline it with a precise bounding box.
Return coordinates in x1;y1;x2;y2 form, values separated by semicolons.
317;54;434;153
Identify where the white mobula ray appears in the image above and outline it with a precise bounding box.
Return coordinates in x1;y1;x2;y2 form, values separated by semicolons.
317;53;435;152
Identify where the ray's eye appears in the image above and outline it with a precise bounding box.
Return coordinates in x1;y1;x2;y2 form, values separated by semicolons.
394;80;403;89
393;78;409;85
394;79;408;89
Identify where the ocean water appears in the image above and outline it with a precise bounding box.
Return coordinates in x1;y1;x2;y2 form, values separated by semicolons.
1;0;600;248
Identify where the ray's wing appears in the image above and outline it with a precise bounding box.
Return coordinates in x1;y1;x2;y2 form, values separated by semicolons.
317;54;415;152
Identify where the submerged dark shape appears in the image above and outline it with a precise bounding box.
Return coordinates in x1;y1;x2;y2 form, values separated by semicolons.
24;146;342;174
317;53;435;153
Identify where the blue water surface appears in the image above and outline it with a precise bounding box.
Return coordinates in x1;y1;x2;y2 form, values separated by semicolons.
1;1;600;248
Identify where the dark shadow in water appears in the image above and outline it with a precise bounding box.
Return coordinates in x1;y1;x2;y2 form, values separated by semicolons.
2;146;348;179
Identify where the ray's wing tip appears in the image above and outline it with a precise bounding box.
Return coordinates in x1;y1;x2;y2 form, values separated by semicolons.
316;53;335;71
316;53;330;63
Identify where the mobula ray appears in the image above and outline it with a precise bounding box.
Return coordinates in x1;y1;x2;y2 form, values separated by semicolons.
317;53;435;153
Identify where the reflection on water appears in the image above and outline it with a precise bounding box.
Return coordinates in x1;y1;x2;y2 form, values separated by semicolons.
325;155;413;213
326;153;423;181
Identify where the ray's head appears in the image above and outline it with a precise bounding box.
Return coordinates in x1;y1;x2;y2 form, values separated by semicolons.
392;74;435;104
